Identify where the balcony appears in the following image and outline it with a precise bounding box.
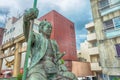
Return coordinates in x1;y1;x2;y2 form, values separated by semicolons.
85;22;94;30
87;33;97;42
89;47;99;55
90;62;102;71
105;29;120;38
99;1;120;16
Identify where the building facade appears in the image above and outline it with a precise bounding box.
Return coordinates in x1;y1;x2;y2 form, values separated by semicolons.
78;41;90;62
85;22;102;80
1;16;40;77
90;0;120;80
0;28;4;45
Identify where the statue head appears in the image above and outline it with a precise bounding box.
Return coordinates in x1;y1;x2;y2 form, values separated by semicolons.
38;20;52;37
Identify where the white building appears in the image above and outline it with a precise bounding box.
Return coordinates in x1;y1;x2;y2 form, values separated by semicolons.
1;16;40;77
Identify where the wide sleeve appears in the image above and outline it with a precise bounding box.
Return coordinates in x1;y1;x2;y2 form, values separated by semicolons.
23;18;30;41
53;40;65;62
23;8;39;41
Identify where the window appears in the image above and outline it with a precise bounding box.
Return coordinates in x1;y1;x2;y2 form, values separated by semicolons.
92;42;97;47
91;55;98;63
104;17;120;38
113;17;120;29
115;44;120;57
110;0;120;4
98;0;120;16
90;29;95;33
70;25;74;30
103;19;114;31
103;16;120;31
98;0;109;10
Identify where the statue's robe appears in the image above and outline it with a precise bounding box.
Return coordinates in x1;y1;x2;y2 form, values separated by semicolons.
30;32;59;69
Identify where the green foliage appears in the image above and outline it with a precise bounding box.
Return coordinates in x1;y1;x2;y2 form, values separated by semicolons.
60;59;65;64
113;77;120;80
16;73;23;80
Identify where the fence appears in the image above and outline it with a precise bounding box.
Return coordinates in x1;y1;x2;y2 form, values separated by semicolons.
0;77;17;80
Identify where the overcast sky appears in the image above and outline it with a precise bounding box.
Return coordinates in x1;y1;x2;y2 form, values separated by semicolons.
0;0;93;50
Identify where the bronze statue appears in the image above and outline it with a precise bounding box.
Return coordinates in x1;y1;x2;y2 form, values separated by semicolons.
23;7;78;80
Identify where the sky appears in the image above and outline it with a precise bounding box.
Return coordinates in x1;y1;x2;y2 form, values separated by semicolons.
0;0;93;50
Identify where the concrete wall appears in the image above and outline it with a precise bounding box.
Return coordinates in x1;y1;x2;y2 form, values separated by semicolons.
80;41;90;62
90;0;120;76
2;17;40;45
72;61;93;77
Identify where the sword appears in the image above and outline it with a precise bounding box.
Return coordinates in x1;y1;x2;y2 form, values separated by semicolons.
22;0;38;80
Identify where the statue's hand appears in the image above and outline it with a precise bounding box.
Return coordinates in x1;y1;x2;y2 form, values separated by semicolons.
24;8;39;22
54;52;66;63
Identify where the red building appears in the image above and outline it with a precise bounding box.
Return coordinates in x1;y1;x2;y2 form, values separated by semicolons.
38;10;77;70
0;28;4;45
39;10;77;60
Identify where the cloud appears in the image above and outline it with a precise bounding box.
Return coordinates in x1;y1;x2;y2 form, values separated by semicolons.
76;34;87;40
0;16;4;21
0;0;93;50
53;0;86;12
0;0;21;17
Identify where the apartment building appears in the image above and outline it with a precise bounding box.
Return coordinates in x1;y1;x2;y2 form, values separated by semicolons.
90;0;120;80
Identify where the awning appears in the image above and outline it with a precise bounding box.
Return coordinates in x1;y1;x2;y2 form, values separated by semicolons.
3;71;11;74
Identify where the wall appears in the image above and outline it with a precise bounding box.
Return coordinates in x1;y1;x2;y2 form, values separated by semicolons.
90;0;120;76
72;61;93;77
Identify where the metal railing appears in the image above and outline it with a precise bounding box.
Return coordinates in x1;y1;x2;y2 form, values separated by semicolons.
99;1;120;10
0;77;17;80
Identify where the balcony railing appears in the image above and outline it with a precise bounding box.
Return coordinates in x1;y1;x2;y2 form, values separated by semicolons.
87;33;97;41
105;28;120;38
99;1;120;16
85;22;94;30
90;62;102;71
89;47;99;55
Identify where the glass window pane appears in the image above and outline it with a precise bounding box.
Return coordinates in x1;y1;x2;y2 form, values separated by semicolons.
110;0;120;4
99;0;109;9
113;16;120;29
103;20;114;31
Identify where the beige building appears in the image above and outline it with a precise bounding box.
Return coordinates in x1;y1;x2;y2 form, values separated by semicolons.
78;41;90;62
85;22;102;80
90;0;120;80
0;16;40;77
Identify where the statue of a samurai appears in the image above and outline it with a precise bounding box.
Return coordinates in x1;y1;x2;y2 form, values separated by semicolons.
23;8;78;80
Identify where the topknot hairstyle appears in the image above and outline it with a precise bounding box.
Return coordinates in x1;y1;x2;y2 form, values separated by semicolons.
38;20;52;32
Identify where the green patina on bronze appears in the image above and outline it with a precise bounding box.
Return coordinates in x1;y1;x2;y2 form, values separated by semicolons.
22;0;78;80
22;0;38;80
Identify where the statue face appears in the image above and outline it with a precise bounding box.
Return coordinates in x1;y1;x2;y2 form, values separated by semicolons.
42;23;52;36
